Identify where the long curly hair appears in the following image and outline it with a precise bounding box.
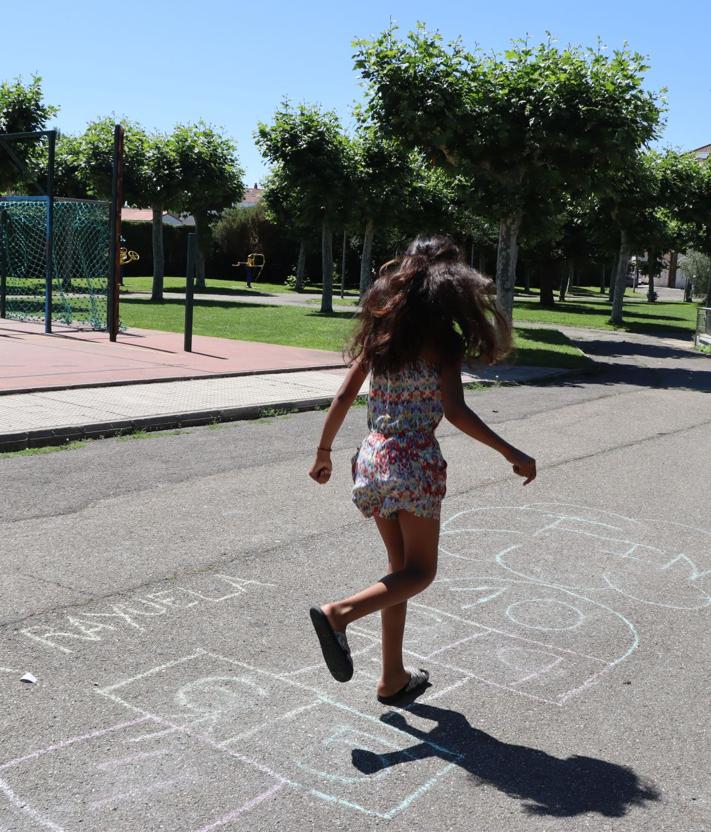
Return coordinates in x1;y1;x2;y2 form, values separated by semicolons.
348;235;512;374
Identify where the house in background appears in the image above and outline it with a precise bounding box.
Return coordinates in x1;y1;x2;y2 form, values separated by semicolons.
238;185;263;208
690;143;711;163
121;208;195;227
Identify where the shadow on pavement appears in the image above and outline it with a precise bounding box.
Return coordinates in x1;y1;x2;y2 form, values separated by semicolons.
545;334;711;393
352;703;660;819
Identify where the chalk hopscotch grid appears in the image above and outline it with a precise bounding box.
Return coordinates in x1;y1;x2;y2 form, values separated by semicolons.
93;647;459;821
2;503;708;829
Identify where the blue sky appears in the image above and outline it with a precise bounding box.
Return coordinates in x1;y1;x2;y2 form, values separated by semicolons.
3;0;710;184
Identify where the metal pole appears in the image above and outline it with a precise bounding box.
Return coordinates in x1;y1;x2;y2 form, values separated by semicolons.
44;130;56;333
185;233;196;352
108;124;124;341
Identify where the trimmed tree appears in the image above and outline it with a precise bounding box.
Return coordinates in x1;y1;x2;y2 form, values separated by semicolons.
256;101;352;313
172;122;244;291
350;124;413;295
354;27;663;321
142;132;182;301
261;164;312;290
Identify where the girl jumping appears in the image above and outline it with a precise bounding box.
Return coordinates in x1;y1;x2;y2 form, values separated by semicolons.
308;235;536;704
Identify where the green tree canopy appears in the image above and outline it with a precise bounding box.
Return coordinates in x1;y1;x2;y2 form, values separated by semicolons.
256;101;353;312
354;26;664;320
0;75;57;192
172;121;244;288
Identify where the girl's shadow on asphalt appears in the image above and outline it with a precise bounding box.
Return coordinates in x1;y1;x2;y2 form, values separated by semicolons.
351;703;660;818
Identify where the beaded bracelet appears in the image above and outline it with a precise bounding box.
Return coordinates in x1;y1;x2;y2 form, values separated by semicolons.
317;446;332;453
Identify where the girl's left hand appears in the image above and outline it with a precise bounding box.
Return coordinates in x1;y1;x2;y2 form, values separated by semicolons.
309;450;333;484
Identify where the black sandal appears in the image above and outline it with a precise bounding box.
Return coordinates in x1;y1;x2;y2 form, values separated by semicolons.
309;606;353;682
377;668;430;705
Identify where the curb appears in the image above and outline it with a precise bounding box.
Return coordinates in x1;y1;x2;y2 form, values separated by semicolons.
0;363;594;454
0;395;335;453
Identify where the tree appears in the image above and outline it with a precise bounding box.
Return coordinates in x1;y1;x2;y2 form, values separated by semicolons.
354;27;663;321
0;75;57;192
256;101;352;312
603;150;706;323
679;251;711;299
172;122;244;291
142;133;182;300
52;133;88;198
261;164;312;290
350;125;413;295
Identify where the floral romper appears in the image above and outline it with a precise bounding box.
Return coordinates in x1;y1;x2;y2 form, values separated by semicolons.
352;360;447;520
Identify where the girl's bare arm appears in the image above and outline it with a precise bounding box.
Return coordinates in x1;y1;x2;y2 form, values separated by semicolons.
440;361;536;485
309;359;369;484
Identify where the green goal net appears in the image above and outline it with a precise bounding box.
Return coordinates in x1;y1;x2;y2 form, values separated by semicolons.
0;196;111;329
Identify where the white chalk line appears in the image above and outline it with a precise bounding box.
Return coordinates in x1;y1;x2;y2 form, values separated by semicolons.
191;783;285;832
96;649;460;819
0;777;65;831
0;716;151;772
98;648;208;694
89;775;190;810
410;600;611;665
603;575;711;611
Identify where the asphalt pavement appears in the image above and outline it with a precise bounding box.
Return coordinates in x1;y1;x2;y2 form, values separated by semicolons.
0;328;709;831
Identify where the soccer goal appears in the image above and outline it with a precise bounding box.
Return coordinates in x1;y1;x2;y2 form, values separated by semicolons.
0;195;111;328
0;128;122;335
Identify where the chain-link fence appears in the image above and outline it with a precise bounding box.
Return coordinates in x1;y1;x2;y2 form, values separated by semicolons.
0;196;111;329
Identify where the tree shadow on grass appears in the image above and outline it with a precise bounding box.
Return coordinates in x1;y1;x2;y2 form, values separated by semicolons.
514;327;593;370
352;704;660;819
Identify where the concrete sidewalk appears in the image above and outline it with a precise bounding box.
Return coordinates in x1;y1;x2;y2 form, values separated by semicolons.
0;363;573;452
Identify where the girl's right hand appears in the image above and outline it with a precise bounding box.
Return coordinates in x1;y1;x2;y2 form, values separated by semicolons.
507;449;537;485
309;450;333;484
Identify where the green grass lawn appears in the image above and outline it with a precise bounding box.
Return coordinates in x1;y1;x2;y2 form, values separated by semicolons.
513;289;698;335
119;297;589;369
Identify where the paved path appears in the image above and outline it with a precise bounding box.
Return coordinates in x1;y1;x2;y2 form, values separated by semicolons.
0;328;709;831
121;289;359;311
0;320;346;393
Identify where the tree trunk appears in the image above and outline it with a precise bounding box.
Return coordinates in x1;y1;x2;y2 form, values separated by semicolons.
495;213;522;322
559;259;573;302
340;229;347;299
320;218;333;314
610;230;632;325
635;255;641;292
478;251;486;274
359;218;375;297
193;218;206;292
470;239;475;267
609;254;618;302
667;251;678;289
540;268;555;306
647;248;656;302
295;240;306;292
600;263;606;294
151;205;165;302
523;267;531;294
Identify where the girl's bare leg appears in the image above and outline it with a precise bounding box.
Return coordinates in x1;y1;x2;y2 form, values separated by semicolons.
373;515;409;697
322;511;440;694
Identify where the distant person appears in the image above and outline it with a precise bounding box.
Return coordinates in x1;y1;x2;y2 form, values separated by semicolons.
308;235;536;703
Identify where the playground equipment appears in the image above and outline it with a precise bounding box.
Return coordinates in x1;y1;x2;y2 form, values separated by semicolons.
232;252;265;286
120;246;139;265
